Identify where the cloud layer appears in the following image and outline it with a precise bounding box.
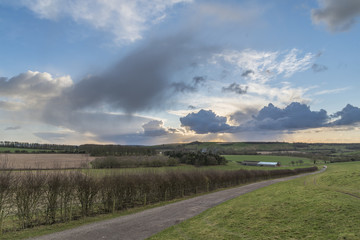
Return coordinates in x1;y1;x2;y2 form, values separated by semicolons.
181;102;360;135
250;102;328;130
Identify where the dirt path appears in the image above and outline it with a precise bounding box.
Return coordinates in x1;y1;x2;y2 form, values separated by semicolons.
32;167;326;240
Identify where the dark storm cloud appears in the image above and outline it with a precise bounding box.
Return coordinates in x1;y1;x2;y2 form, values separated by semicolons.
241;70;254;77
179;103;360;135
331;104;360;125
312;0;360;32
250;102;329;130
222;83;248;94
37;33;218;140
312;63;328;73
142;120;169;136
44;34;215;118
180;103;330;135
180;109;232;134
229;107;258;125
188;105;197;110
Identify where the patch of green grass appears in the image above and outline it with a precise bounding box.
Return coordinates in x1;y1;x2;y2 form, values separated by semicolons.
0;147;54;153
150;162;360;240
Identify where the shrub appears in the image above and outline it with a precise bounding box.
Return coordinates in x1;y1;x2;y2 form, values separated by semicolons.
0;171;12;233
14;172;46;228
44;173;62;224
74;173;100;217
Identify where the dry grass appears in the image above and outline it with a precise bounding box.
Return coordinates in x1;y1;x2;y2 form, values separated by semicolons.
0;154;95;169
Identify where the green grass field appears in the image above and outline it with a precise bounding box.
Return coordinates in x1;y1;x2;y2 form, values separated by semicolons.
149;162;360;240
224;155;312;166
0;147;54;153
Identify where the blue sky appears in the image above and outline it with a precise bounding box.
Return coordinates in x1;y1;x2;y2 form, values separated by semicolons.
1;0;360;145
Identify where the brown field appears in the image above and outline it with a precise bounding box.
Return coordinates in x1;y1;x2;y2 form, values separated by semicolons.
0;154;95;169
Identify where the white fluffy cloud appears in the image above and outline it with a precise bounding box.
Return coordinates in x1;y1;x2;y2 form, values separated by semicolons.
0;71;73;109
19;0;192;43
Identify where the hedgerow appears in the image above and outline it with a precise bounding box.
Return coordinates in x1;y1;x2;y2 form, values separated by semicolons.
0;166;317;233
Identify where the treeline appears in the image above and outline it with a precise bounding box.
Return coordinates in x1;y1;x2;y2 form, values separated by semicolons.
164;151;227;166
0;141;78;152
318;155;360;163
270;152;360;164
90;156;179;168
78;144;156;156
0;166;317;233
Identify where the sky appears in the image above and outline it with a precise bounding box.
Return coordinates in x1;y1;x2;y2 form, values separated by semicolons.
1;0;360;145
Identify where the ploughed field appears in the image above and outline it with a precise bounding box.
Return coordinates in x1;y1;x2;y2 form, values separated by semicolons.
0;154;95;169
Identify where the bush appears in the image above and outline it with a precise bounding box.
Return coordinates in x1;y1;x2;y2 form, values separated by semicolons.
0;171;12;233
14;172;46;228
164;151;227;166
74;173;100;217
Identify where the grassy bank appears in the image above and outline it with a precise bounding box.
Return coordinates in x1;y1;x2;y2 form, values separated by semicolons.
150;162;360;240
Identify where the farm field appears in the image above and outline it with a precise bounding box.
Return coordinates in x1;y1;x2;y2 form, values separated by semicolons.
224;155;313;166
85;155;315;177
150;162;360;240
0;152;314;173
0;147;55;153
0;154;94;169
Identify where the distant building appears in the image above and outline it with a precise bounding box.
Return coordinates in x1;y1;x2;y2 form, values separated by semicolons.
240;161;280;167
257;161;280;167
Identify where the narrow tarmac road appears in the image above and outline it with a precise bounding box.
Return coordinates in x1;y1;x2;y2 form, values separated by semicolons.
32;167;326;240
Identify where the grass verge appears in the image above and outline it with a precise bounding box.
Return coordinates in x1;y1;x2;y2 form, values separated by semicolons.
149;162;360;240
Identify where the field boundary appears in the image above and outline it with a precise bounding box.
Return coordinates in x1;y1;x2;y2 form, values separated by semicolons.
31;166;326;240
